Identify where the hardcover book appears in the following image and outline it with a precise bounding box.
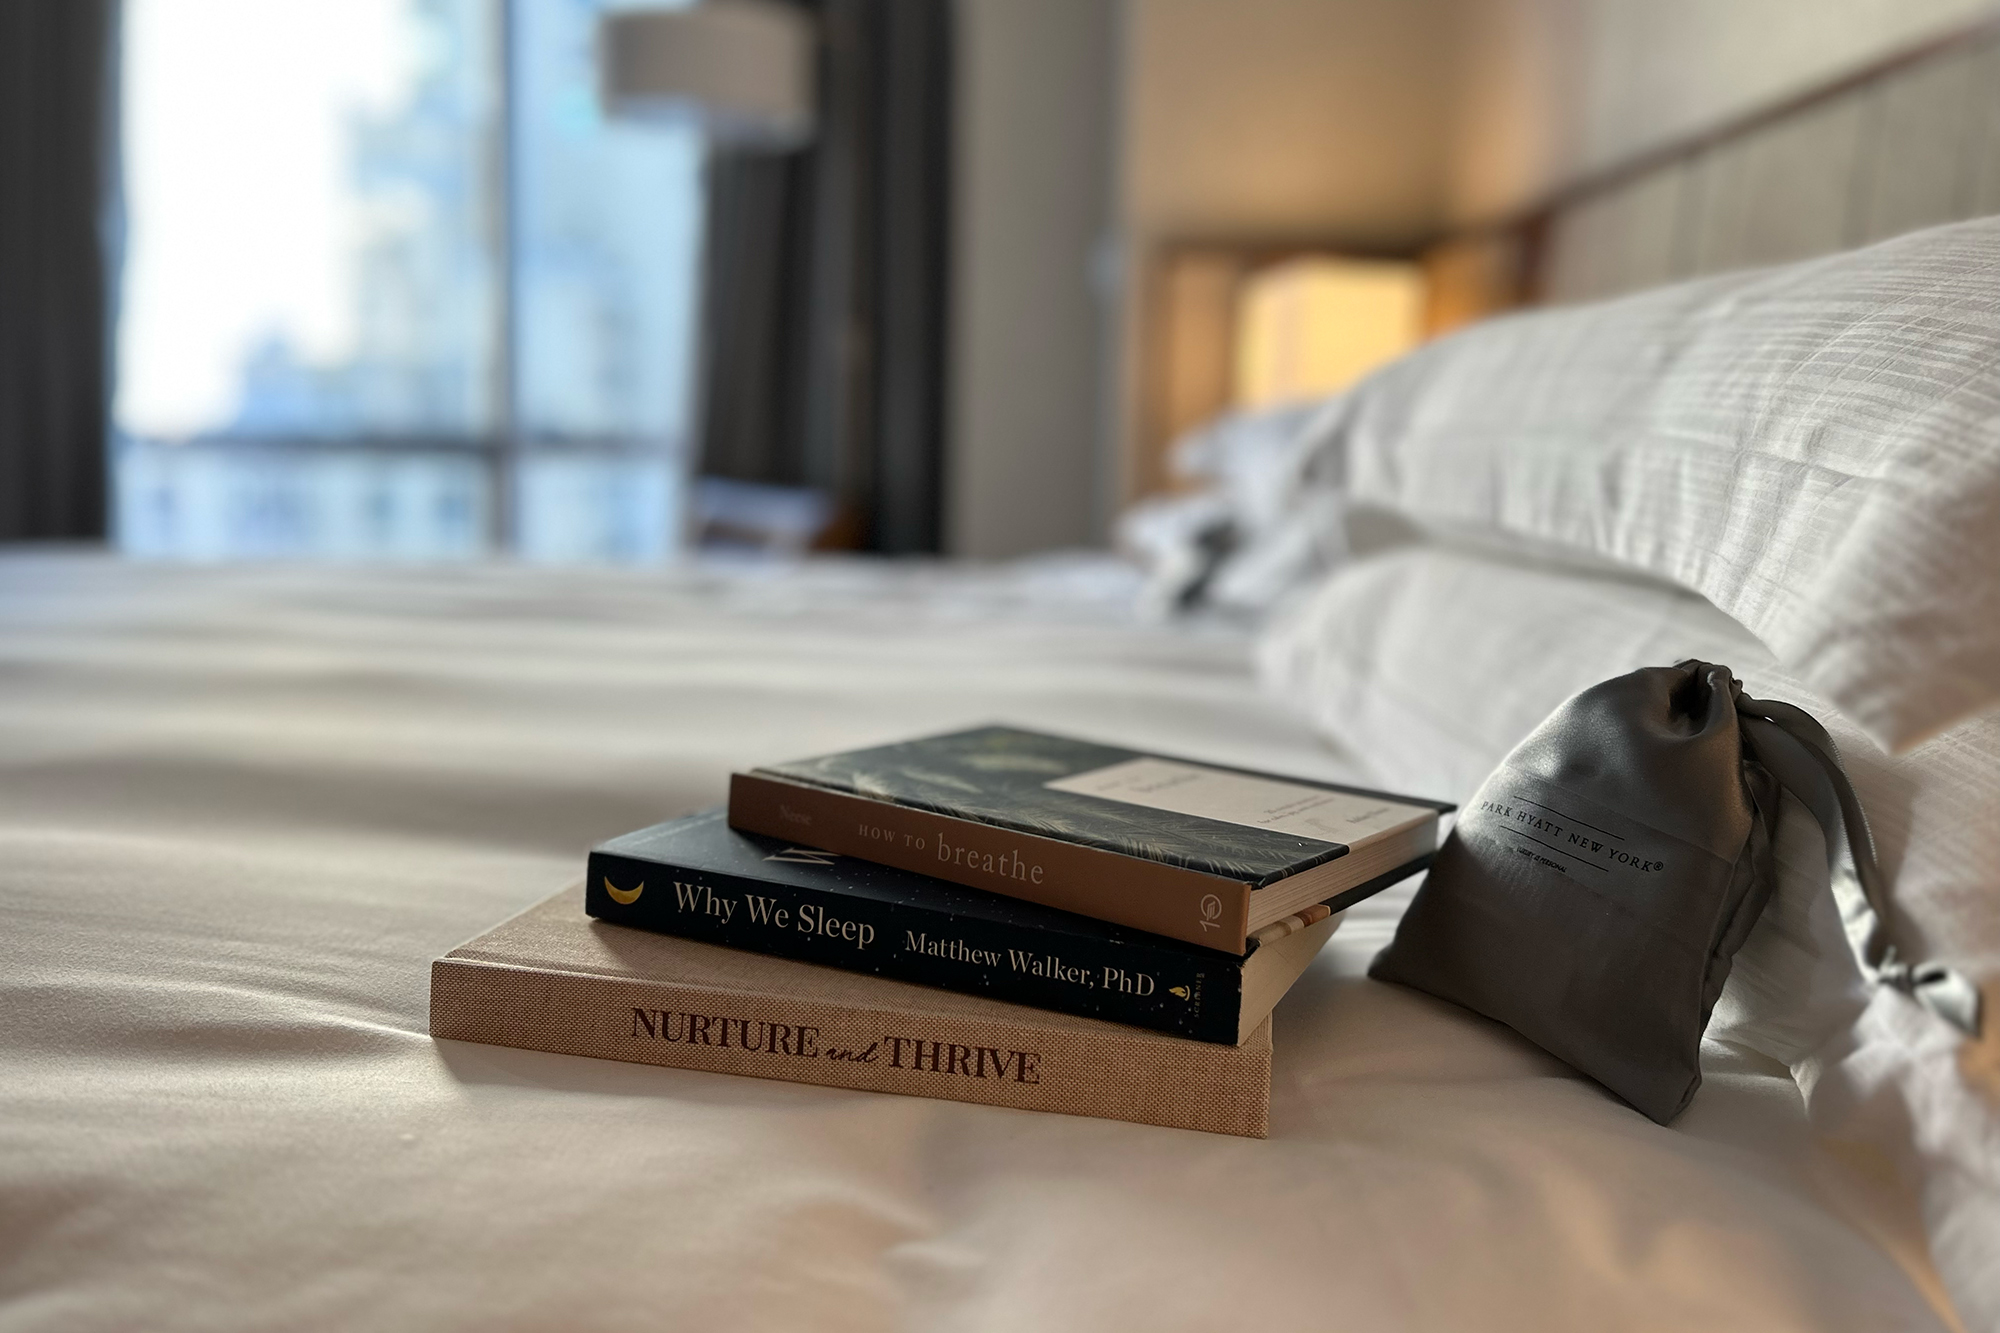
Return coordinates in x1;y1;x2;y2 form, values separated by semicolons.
729;725;1450;952
587;810;1383;1044
431;884;1276;1137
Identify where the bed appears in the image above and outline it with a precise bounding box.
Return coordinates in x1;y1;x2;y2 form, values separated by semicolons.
0;549;1971;1332
8;23;2000;1333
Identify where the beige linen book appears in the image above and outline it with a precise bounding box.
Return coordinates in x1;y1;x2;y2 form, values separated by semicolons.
432;884;1275;1137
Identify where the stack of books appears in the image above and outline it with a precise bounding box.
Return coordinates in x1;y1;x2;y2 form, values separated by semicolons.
431;727;1447;1137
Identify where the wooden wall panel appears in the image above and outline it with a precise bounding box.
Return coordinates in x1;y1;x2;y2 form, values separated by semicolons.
1130;249;1249;499
1420;232;1526;334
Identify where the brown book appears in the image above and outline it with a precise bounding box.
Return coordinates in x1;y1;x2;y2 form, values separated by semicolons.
432;884;1275;1137
729;725;1447;953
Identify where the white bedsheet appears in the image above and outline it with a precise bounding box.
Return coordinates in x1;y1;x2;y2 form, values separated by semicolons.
0;551;1960;1331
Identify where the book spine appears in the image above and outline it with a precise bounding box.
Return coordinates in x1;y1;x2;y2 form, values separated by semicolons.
429;957;1271;1137
586;851;1245;1043
728;772;1253;952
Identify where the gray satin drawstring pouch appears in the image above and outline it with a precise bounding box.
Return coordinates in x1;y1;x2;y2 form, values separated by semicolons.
1371;660;1982;1125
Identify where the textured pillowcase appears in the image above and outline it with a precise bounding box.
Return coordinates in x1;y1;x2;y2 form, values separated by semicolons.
1261;546;2000;1329
1306;216;2000;753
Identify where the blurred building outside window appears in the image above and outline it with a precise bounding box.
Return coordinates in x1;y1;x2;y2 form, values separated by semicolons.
114;0;702;561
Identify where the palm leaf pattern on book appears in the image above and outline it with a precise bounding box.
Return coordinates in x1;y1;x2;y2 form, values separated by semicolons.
761;726;1349;885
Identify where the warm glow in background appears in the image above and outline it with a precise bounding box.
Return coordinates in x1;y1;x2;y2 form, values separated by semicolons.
1231;257;1425;409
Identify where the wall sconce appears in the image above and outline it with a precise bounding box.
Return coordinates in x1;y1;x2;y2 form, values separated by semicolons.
599;0;817;150
1232;258;1424;411
1130;245;1429;501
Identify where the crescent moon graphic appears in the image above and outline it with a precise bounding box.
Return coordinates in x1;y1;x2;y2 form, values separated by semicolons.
604;877;644;905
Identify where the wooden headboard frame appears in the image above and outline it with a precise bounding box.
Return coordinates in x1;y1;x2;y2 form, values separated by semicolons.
1434;10;2000;324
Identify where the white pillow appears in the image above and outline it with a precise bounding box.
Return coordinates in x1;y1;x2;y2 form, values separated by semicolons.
1261;545;2000;1330
1114;401;1344;616
1311;216;2000;753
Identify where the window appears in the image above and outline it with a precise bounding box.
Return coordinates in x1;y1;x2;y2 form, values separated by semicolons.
114;0;703;561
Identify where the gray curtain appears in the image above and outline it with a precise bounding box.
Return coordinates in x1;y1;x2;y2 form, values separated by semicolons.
0;0;116;542
697;0;952;555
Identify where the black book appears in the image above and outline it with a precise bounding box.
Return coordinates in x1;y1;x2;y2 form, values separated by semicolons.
730;725;1452;952
587;810;1432;1044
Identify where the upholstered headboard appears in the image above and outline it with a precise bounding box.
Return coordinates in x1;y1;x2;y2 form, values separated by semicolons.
1431;13;2000;320
1126;16;2000;504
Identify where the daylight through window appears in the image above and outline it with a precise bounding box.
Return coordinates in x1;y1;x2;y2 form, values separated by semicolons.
115;0;703;561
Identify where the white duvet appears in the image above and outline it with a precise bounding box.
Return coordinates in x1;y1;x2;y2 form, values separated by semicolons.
0;551;1961;1332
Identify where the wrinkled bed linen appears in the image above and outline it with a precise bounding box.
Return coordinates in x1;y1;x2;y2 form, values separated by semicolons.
1261;543;2000;1331
0;552;1961;1332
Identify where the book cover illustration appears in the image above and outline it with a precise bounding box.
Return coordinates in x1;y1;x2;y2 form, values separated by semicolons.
756;725;1447;886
